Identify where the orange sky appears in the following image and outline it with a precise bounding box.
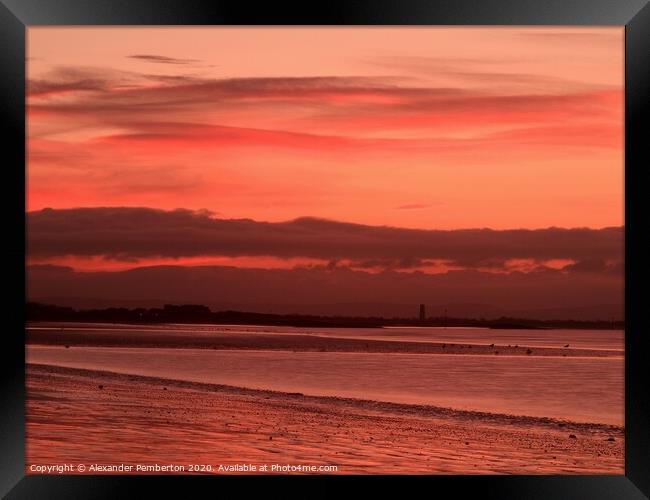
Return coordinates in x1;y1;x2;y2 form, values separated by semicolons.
27;27;623;232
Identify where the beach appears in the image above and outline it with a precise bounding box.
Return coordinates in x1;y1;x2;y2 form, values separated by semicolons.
26;363;623;474
25;322;624;475
26;322;624;474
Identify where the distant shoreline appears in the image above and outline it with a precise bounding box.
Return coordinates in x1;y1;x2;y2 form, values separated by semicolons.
26;323;622;357
27;302;624;330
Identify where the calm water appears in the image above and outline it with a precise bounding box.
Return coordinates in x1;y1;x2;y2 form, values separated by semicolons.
28;323;624;351
27;344;623;425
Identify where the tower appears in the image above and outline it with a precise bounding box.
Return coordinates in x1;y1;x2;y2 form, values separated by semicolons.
419;304;426;321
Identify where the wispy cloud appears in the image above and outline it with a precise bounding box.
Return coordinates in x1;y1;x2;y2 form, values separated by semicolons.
127;54;201;65
28;67;622;152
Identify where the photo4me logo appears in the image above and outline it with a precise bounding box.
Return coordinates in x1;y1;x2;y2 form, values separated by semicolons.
217;464;338;473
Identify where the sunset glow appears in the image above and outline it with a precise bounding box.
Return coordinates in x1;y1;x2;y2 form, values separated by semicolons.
28;27;623;232
26;27;624;316
24;27;626;476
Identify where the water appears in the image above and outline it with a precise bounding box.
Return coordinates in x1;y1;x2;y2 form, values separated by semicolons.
27;344;623;425
28;323;624;351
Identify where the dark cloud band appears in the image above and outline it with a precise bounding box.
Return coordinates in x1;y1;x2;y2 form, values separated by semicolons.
27;207;624;269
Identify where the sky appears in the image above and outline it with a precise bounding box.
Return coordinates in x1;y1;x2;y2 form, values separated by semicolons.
26;27;624;317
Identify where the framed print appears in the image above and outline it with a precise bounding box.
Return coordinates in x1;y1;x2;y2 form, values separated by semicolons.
1;0;648;498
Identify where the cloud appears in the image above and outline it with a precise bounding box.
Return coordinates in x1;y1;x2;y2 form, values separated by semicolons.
364;53;620;95
27;67;622;155
28;77;108;97
88;121;495;154
127;54;201;65
561;258;609;274
27;207;624;270
28;69;618;122
26;262;623;320
27;66;140;98
91;122;367;150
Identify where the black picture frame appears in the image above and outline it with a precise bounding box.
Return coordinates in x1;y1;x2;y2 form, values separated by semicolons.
1;1;648;498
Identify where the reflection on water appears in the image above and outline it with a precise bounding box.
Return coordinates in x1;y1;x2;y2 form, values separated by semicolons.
28;323;624;351
27;344;623;425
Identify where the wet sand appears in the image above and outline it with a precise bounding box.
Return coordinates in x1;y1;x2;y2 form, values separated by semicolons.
26;364;623;475
26;327;620;358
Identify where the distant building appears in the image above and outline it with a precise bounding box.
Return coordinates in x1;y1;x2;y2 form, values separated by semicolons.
419;304;426;321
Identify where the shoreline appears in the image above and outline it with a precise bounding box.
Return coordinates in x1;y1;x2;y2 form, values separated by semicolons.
26;363;623;474
26;330;621;358
27;363;623;431
26;318;625;332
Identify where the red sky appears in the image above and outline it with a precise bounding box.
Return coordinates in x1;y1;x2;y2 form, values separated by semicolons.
25;28;625;316
28;27;623;230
